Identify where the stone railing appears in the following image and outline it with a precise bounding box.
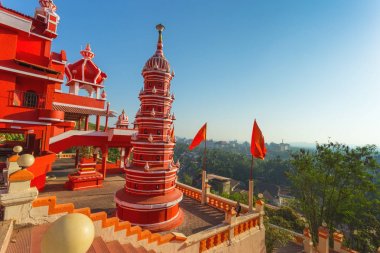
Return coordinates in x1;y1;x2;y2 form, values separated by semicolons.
176;182;250;213
31;196;186;250
192;212;261;252
176;182;263;252
176;182;202;202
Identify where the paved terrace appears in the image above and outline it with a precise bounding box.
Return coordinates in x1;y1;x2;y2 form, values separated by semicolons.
41;159;303;252
40;159;224;236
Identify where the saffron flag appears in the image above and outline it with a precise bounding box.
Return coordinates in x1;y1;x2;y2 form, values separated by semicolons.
251;120;267;159
189;123;207;150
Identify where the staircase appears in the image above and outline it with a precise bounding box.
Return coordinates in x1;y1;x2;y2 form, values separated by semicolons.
88;237;156;253
6;224;156;253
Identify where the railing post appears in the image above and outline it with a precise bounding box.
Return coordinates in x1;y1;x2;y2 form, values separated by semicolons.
318;224;330;253
201;170;207;204
248;179;254;212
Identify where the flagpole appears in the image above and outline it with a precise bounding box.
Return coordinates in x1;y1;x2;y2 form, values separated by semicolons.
201;125;207;205
249;154;254;211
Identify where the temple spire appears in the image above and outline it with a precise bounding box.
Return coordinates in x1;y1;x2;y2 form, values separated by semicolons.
155;24;165;57
81;43;95;60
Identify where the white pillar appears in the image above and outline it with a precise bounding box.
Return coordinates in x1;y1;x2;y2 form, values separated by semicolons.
248;179;254;212
96;87;100;99
201;170;207;204
318;226;330;253
120;148;125;168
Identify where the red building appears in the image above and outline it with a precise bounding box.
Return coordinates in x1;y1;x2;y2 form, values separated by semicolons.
0;0;115;190
114;24;183;231
1;0;182;231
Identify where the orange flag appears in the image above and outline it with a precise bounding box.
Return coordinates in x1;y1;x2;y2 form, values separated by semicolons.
189;123;207;150
251;120;267;159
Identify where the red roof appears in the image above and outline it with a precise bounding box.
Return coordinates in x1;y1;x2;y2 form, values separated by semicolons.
65;44;107;86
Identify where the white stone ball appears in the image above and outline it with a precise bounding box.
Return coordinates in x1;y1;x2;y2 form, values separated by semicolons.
41;213;95;253
17;154;35;168
13;146;23;153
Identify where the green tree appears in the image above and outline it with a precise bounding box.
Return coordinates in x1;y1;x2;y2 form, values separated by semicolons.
265;217;293;253
288;142;380;252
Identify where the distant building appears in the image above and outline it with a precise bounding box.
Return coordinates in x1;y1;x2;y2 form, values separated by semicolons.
207;173;240;194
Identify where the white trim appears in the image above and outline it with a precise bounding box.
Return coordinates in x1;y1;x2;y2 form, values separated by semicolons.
52;102;105;111
131;141;175;146
49;130;107;144
131;211;180;227
125;185;177;193
126;177;176;184
29;32;53;41
124;168;177;175
135;117;172;122
0;119;51;126
132;159;172;164
0;65;63;83
125;172;177;180
52;59;66;65
0;9;32;33
67;78;104;88
132;146;175;151
38;117;64;122
114;193;182;210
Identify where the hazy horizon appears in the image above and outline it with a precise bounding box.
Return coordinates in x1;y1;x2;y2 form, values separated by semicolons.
5;0;380;146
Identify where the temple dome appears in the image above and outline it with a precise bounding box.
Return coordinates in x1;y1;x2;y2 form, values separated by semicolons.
65;44;107;86
143;24;171;73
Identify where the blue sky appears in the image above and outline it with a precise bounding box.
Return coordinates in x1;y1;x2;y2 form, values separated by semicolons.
5;0;380;146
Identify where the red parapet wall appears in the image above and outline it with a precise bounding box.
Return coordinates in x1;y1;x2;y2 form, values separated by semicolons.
38;108;64;122
27;152;56;190
53;92;105;109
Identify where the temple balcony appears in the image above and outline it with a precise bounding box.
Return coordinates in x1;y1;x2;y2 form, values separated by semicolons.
53;91;105;110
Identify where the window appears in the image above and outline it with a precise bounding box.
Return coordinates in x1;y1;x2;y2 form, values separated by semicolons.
144;129;148;134
23;91;38;108
156;155;160;161
157;130;161;135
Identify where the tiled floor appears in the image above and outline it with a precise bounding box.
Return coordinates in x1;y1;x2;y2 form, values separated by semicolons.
40;159;225;236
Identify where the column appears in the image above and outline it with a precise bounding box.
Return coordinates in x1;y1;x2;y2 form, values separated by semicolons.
102;147;108;179
95;115;100;131
120;148;125;168
318;225;330;253
75;149;80;168
84;115;89;131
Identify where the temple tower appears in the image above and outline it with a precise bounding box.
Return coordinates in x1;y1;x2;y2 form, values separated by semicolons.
114;24;183;231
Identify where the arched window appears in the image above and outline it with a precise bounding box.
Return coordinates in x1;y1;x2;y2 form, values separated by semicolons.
23;91;38;108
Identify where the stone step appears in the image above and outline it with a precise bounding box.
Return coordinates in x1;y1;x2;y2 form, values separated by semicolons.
87;237;111;253
105;240;126;253
122;243;148;253
5;226;31;253
0;220;13;253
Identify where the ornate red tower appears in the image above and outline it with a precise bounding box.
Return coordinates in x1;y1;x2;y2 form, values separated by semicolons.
115;24;183;231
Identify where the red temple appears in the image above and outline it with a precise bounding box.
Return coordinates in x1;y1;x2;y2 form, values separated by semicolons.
0;0;134;191
114;24;183;231
0;0;182;231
